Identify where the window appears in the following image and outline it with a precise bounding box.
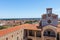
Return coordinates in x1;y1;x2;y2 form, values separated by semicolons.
17;37;19;40
24;29;27;39
27;38;32;40
53;15;57;19
12;35;13;38
29;30;34;36
48;31;50;35
17;32;19;34
36;31;41;37
47;9;52;14
6;38;8;40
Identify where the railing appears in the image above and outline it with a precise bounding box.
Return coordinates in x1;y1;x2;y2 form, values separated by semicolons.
44;34;56;37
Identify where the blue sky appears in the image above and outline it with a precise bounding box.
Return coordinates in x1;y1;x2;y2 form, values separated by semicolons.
0;0;60;18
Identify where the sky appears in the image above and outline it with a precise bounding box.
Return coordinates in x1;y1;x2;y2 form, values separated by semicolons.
0;0;60;18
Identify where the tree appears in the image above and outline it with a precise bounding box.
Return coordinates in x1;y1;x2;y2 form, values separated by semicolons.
0;26;7;30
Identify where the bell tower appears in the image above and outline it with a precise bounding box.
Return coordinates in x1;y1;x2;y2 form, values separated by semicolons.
46;8;52;17
39;8;58;28
46;8;52;14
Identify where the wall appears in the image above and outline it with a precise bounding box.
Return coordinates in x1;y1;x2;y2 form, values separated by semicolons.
0;29;24;40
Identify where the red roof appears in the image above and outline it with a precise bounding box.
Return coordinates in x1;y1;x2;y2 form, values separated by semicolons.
21;24;41;30
0;24;41;37
0;25;22;37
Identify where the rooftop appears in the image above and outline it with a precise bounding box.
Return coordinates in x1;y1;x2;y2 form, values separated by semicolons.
0;23;60;37
0;24;41;37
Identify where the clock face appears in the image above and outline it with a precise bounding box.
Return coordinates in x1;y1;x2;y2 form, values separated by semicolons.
47;20;51;24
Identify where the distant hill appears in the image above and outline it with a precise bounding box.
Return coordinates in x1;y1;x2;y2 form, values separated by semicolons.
0;18;41;20
0;18;60;21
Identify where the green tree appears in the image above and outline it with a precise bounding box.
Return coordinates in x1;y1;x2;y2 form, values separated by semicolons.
0;26;7;30
25;21;33;24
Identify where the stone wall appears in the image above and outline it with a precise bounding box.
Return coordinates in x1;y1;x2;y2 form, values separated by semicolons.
0;29;24;40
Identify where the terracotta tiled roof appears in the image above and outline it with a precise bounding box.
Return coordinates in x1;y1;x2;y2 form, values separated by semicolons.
21;24;41;30
0;24;41;37
0;25;22;37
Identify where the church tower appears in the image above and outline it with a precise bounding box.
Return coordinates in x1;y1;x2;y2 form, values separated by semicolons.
39;8;58;28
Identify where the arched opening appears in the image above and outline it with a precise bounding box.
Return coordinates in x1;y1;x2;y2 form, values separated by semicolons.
43;29;56;37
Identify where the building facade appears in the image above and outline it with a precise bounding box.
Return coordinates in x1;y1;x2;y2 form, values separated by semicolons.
0;8;60;40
